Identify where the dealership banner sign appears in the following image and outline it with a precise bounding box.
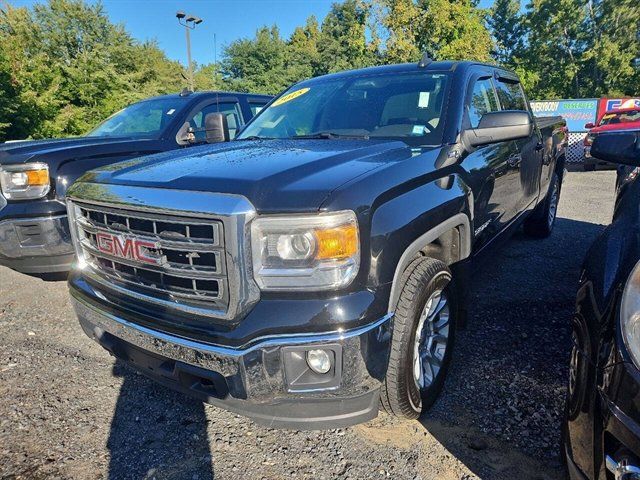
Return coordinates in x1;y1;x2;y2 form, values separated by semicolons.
529;99;598;133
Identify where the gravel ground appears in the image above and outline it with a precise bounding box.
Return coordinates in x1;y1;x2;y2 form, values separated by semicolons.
0;171;618;480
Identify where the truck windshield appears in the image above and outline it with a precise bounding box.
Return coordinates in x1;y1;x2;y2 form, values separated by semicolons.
599;110;640;126
86;98;181;138
238;72;450;146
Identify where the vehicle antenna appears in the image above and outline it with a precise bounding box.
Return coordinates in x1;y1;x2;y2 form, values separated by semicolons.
418;52;433;68
214;33;219;112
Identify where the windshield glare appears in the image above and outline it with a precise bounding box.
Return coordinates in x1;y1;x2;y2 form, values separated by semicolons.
87;98;181;138
238;72;450;146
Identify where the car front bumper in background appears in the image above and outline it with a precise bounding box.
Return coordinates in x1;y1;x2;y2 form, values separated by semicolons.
70;287;393;429
0;215;74;273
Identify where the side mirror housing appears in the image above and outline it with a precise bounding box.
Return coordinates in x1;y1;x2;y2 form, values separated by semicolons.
591;131;640;167
204;112;230;144
462;111;532;148
585;122;595;129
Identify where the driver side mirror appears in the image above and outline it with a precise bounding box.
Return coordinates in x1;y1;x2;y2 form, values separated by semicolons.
204;112;230;144
591;132;640;167
585;122;595;129
462;111;532;148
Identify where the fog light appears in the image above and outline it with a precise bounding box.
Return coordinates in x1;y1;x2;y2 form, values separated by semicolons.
306;349;331;374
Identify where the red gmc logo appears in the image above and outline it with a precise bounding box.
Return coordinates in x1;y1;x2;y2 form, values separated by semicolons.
95;232;164;266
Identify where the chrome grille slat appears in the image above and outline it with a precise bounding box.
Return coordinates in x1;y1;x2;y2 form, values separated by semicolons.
77;202;221;246
77;218;219;252
79;240;224;279
71;200;229;311
94;263;224;302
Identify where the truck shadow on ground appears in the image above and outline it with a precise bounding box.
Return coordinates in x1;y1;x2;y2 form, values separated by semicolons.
107;361;214;480
418;216;609;479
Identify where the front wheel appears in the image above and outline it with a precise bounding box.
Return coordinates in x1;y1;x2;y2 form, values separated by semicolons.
380;257;456;418
524;172;560;238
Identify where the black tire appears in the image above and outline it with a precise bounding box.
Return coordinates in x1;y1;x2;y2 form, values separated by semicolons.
380;257;456;418
523;172;560;238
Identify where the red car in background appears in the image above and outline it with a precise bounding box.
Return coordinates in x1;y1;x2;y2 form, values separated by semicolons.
583;107;640;170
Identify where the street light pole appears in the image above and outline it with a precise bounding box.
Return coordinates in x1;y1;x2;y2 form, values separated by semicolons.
176;11;203;92
185;26;193;91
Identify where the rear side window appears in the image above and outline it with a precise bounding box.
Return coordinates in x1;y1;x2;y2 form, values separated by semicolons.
495;79;527;111
467;78;499;128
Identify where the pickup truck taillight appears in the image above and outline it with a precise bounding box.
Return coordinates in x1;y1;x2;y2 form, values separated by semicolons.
584;133;595;146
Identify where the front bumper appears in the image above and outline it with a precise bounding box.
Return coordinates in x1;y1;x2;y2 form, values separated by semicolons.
0;215;74;273
71;288;392;429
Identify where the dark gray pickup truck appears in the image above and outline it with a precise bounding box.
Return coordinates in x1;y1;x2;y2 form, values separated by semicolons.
0;91;271;275
66;60;567;429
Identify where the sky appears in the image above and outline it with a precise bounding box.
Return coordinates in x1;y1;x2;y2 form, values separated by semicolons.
8;0;494;67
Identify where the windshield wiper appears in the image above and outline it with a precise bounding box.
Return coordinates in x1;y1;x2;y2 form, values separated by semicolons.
238;135;276;141
290;132;370;140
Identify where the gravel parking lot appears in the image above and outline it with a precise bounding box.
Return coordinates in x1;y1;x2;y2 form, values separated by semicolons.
0;170;618;480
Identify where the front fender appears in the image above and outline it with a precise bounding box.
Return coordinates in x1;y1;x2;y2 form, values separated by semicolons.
368;174;471;307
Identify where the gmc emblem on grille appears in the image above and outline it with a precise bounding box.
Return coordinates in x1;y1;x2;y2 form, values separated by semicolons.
95;232;165;266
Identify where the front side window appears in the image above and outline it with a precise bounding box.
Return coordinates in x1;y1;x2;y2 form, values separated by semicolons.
87;98;181;138
237;72;450;147
467;78;499;128
495;79;527;111
189;102;243;141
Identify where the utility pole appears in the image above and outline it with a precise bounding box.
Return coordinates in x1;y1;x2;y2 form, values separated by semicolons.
176;11;203;92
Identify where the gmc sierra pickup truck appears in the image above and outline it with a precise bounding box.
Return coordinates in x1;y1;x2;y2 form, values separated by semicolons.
66;59;567;429
0;91;271;275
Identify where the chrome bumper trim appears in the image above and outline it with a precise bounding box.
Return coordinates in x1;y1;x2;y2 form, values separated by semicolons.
71;288;392;400
0;214;72;259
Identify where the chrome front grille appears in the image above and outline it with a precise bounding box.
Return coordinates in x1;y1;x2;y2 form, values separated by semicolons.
71;201;229;312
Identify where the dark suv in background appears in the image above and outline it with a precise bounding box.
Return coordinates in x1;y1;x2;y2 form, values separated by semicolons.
0;91;271;276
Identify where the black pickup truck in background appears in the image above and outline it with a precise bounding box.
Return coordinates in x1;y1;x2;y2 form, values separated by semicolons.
0;91;272;275
67;60;567;429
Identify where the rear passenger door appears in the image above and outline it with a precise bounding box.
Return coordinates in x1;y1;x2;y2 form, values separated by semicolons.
494;75;543;213
464;75;522;248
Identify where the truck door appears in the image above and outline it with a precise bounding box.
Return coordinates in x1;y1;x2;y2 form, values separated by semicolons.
463;75;522;248
494;76;543;214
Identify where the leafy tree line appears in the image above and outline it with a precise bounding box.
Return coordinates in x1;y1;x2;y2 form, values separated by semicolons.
1;0;638;142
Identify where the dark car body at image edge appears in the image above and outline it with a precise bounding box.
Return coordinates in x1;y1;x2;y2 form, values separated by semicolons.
66;61;568;429
564;129;640;480
0;91;271;275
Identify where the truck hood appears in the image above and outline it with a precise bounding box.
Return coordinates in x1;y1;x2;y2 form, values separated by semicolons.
80;139;422;212
0;136;159;168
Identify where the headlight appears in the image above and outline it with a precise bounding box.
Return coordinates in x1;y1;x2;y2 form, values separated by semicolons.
622;261;640;368
0;163;50;200
251;210;360;290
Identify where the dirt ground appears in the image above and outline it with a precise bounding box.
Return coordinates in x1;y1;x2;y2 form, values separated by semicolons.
0;170;618;480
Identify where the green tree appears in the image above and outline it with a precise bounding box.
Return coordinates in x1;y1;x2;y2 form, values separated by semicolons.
0;0;186;141
523;0;589;98
487;0;523;66
220;26;289;93
375;0;493;64
582;0;640;96
317;0;379;74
